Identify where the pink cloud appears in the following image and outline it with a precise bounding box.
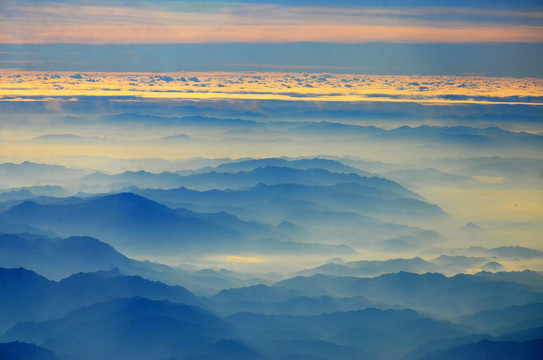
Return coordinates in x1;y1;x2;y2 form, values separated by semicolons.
3;23;542;44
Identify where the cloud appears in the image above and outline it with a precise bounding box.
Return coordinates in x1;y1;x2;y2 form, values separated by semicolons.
1;1;542;44
3;23;542;44
1;70;542;107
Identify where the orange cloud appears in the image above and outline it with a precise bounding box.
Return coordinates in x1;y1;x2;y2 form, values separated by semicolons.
1;70;541;106
1;2;542;44
4;23;543;44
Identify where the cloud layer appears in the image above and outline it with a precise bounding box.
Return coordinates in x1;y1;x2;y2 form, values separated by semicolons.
1;1;542;44
1;70;541;106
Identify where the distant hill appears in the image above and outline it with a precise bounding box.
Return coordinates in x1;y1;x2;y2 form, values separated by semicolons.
0;233;136;280
474;270;543;290
0;186;69;201
0;341;62;360
0;193;356;256
87;165;415;195
129;179;443;232
277;272;543;317
466;246;543;259
0;193;245;255
0;267;199;331
1;297;263;360
209;158;371;176
227;307;465;359
419;338;543;360
459;303;543;333
0;162;88;188
210;283;374;316
0;233;276;294
298;257;437;277
175;166;418;193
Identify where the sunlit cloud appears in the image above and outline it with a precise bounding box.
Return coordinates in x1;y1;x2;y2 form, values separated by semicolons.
1;70;541;106
7;24;542;44
1;1;542;44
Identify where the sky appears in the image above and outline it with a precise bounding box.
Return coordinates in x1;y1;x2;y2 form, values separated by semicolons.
0;0;542;76
2;0;543;44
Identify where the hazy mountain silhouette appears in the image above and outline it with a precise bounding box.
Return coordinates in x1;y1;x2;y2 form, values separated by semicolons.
496;327;543;343
258;339;377;360
459;222;483;232
128;180;443;236
0;193;246;255
466;246;543;259
0;267;200;331
209;158;371;176
227;307;465;358
79;170;186;191
0;341;62;360
385;125;543;149
164;166;418;194
214;294;374;317
102;113;255;127
0;232;280;294
431;255;488;273
0;192;357;256
213;284;308;304
277;272;543;317
474;270;543;290
0;186;69;202
407;326;543;360
185;339;270;360
2;297;255;360
419;338;543;360
0;233;136;280
491;246;543;259
298;257;437;277
24;134;112;146
0;162;87;188
459;303;543;333
450;157;543;180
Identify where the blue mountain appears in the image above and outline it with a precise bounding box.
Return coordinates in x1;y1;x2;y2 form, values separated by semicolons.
474;270;543;290
0;233;280;294
102;113;256;127
298;257;438;277
213;284;308;304
0;193;357;256
0;267;199;331
419;338;543;360
2;297;258;360
227;307;465;358
80;170;185;190
0;233;135;280
277;272;543;317
129;179;443;230
460;303;543;333
0;162;86;187
0;193;244;255
209;158;371;176
0;341;62;360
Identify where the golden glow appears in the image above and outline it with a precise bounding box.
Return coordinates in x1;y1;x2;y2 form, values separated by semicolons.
1;70;541;106
4;24;542;44
424;188;543;225
223;255;264;264
473;176;507;183
2;2;542;44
